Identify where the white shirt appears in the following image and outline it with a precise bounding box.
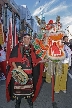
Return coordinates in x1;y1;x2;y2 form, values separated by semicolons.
62;45;71;66
0;49;6;62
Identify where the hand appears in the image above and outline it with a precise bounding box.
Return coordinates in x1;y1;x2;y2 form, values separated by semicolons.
12;62;17;69
13;67;18;70
13;66;22;70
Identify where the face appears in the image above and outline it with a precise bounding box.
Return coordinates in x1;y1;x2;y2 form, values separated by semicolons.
64;37;68;42
23;35;31;46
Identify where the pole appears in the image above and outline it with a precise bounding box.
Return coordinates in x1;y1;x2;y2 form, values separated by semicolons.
52;73;54;102
52;62;58;108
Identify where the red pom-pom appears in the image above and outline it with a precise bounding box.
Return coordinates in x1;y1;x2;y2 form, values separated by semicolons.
48;20;53;24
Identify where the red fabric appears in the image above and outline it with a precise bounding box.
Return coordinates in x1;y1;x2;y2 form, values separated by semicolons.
6;66;13;102
22;56;30;67
16;34;18;45
49;20;53;24
6;36;12;63
51;42;61;55
23;70;32;74
31;45;42;66
6;19;13;64
0;61;6;77
30;45;44;102
14;24;18;46
32;63;43;102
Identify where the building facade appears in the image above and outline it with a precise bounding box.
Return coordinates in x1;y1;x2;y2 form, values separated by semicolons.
0;0;38;45
1;0;20;33
19;5;34;36
0;0;20;46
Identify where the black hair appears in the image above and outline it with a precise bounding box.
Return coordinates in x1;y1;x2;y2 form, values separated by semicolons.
23;33;30;36
21;33;30;39
63;36;68;40
18;33;30;42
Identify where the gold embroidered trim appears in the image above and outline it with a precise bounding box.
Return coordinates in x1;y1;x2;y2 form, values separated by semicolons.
14;92;34;96
14;85;33;89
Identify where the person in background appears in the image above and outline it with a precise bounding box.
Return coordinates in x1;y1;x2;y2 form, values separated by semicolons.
69;39;72;69
0;44;6;80
54;36;71;93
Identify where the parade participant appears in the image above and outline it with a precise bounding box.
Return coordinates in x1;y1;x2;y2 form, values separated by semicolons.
0;44;6;79
62;36;71;71
54;36;71;93
6;33;44;108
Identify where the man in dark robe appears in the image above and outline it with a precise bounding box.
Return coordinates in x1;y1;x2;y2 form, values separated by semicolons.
6;33;44;108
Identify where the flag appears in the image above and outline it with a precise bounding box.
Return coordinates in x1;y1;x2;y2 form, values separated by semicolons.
14;24;18;46
6;18;13;65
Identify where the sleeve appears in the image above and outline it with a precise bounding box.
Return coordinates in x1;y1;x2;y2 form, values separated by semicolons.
10;45;18;58
31;46;42;67
69;56;71;66
64;45;71;58
9;45;19;64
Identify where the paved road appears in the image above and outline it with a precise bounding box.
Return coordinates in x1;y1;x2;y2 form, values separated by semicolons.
0;69;72;108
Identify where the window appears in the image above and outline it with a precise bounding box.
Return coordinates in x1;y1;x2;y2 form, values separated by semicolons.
7;8;12;28
15;15;20;35
3;4;12;32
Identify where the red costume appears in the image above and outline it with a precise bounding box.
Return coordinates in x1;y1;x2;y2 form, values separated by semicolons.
6;43;43;108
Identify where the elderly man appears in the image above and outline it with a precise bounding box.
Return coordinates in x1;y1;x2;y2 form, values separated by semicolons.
6;33;44;108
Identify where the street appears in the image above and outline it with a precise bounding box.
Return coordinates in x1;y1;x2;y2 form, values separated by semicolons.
0;69;72;108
